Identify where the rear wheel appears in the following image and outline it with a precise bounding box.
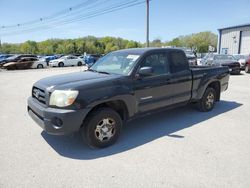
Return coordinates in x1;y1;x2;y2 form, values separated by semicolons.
77;61;82;66
81;107;122;148
58;62;64;67
37;64;43;69
245;65;250;73
197;87;216;112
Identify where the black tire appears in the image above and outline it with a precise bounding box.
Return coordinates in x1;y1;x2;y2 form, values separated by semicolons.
235;69;241;75
58;62;64;67
77;61;82;66
81;107;122;148
37;64;43;69
197;87;216;112
245;65;250;73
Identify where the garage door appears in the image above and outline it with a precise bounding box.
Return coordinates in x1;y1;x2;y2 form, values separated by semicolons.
240;30;250;54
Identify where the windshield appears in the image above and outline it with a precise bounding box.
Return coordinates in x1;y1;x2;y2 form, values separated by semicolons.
234;55;244;60
214;55;235;61
90;51;141;75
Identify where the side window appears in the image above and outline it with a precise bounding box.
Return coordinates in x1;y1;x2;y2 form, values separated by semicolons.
168;51;189;73
140;53;169;75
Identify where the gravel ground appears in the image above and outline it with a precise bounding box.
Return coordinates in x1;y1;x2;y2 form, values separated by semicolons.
0;67;250;188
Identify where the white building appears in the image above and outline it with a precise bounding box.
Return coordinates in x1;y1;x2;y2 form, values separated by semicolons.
218;23;250;55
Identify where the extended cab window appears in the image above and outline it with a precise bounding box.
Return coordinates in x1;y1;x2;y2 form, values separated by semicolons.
140;53;169;75
168;51;189;73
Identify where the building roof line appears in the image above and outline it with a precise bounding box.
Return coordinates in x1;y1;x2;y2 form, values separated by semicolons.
218;23;250;31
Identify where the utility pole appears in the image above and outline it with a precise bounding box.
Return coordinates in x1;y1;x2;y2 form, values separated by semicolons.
0;36;2;53
146;0;149;47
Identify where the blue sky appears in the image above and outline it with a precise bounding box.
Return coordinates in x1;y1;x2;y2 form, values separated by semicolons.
0;0;249;43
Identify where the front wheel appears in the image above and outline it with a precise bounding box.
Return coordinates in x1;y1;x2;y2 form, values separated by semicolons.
197;87;216;112
82;108;122;148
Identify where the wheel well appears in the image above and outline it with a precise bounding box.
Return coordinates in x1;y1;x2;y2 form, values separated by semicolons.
208;81;220;101
82;100;129;126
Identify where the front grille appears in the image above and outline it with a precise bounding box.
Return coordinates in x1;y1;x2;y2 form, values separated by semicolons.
32;86;46;104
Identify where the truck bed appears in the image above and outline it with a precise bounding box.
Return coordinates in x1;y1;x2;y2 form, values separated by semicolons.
190;65;229;101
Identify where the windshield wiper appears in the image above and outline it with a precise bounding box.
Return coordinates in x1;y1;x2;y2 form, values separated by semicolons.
88;68;97;72
88;69;110;74
97;71;110;74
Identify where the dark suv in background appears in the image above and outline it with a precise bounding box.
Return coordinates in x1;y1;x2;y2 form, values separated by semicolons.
200;54;241;74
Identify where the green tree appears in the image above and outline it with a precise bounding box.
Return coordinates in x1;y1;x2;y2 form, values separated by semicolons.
0;32;217;55
20;41;38;54
167;38;182;47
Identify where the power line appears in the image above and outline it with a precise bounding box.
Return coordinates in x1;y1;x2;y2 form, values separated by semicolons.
0;0;134;32
0;0;146;37
0;0;138;33
0;0;98;29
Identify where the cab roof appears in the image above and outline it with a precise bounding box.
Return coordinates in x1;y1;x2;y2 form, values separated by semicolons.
115;47;184;55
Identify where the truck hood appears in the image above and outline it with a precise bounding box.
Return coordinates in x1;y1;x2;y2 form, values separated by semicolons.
34;70;121;90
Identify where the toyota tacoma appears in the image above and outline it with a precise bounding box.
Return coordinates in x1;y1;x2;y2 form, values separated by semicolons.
27;48;230;148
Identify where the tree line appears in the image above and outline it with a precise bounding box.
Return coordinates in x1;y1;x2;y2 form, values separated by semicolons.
0;31;217;55
151;31;218;52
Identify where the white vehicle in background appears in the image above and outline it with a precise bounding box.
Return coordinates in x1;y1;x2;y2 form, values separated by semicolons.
31;58;47;69
49;55;84;67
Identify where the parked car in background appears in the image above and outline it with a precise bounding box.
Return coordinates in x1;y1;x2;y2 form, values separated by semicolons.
185;51;197;66
200;54;241;74
49;55;84;67
3;57;38;70
0;54;37;66
196;53;208;65
43;55;58;65
0;54;13;63
244;55;250;73
233;54;248;70
83;54;102;66
0;55;13;66
31;58;47;69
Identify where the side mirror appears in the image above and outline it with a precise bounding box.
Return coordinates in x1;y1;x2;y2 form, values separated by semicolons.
138;66;153;76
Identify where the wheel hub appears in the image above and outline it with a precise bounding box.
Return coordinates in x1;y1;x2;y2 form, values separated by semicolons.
206;92;215;109
95;118;115;142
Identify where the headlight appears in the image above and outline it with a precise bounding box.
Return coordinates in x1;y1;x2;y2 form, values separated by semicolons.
49;90;79;107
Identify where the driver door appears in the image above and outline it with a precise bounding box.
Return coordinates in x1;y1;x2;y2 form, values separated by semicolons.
133;52;174;113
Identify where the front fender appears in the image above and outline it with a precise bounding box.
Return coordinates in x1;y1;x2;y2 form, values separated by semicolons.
78;83;137;118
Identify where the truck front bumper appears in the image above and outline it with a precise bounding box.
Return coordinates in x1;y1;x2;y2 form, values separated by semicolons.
27;97;89;135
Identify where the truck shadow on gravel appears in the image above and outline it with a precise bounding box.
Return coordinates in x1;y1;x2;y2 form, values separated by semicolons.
41;100;242;160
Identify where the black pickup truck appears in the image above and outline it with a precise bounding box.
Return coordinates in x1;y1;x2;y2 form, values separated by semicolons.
28;48;229;148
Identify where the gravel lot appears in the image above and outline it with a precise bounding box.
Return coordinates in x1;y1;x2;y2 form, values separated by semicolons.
0;67;250;188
